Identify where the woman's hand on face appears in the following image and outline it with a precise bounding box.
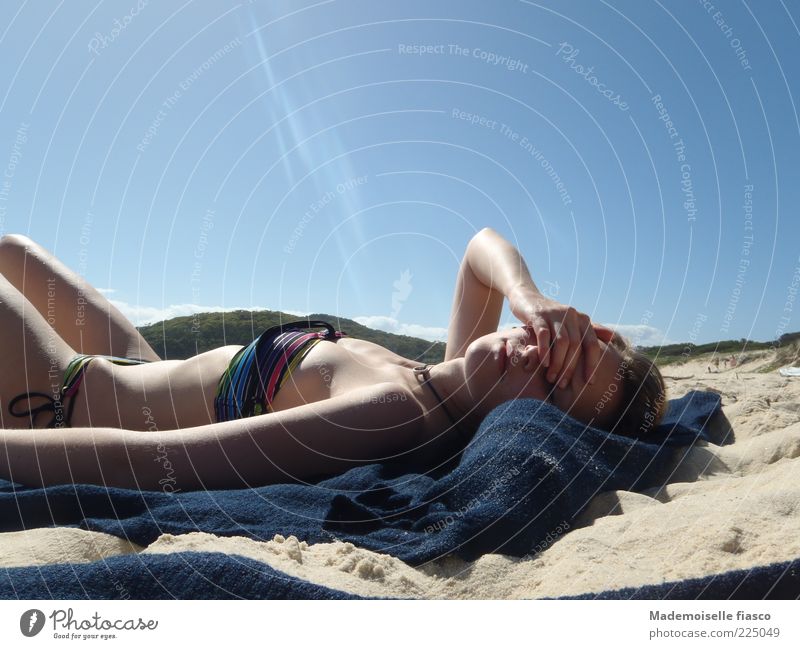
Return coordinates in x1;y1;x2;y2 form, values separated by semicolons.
508;286;601;388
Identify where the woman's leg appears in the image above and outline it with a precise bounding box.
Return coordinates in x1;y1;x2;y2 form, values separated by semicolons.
0;272;77;429
0;234;161;361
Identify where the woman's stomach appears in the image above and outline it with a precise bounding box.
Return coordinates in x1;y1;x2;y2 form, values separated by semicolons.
71;345;243;431
74;336;408;430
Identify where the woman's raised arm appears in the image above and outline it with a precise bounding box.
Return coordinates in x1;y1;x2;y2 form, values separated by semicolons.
444;227;535;362
0;383;423;491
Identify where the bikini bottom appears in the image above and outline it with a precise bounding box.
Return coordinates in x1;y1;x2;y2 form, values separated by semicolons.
7;354;151;429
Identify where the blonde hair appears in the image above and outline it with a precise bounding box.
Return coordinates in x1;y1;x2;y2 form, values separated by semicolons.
601;332;668;438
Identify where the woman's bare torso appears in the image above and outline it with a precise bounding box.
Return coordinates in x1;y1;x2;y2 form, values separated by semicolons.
69;337;434;433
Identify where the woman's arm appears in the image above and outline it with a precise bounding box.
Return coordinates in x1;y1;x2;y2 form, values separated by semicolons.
0;234;161;361
444;228;535;362
0;383;423;490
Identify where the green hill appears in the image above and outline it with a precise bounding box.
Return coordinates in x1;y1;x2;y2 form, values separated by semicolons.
638;331;800;366
136;309;446;364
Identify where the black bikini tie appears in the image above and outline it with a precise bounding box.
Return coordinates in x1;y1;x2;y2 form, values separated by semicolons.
7;390;77;429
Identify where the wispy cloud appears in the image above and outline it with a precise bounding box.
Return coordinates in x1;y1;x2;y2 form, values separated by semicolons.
353;315;447;342
601;323;672;347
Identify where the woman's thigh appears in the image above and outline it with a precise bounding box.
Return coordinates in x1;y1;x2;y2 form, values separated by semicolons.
0;234;161;361
0;272;77;429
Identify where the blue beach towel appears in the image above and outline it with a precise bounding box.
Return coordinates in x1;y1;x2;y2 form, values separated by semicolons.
0;390;725;597
561;557;800;599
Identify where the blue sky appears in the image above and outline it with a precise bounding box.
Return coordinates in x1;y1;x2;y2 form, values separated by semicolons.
0;0;798;347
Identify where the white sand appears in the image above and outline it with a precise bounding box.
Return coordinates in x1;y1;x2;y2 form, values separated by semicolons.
3;347;799;598
0;528;141;568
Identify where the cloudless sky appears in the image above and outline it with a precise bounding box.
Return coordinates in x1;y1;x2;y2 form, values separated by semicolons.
1;0;798;347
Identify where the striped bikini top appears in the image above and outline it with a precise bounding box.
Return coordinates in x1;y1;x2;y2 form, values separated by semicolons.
214;319;347;422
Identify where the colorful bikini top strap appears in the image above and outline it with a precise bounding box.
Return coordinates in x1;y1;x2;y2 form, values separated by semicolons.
273;319;346;340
